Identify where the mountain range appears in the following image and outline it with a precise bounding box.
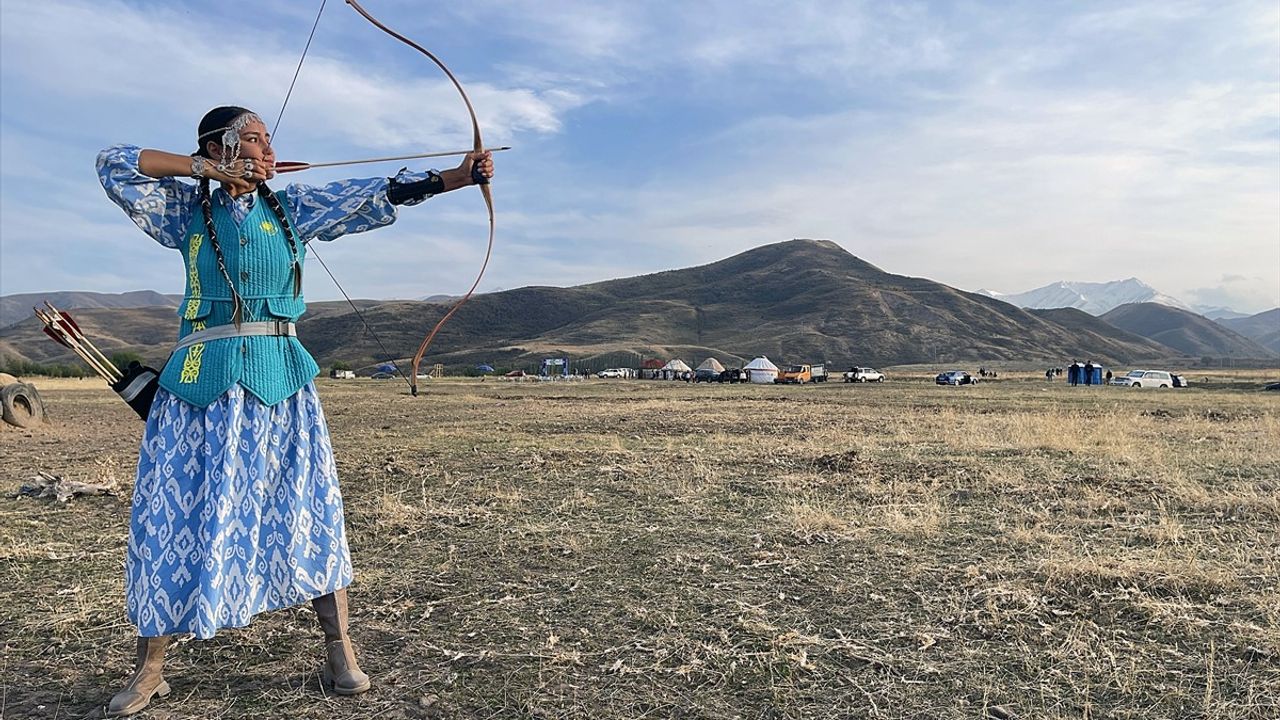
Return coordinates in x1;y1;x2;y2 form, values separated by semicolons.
977;278;1194;316
2;240;1276;370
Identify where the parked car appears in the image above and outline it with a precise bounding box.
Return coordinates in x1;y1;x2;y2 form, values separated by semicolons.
370;371;395;380
1171;374;1189;388
843;367;885;383
716;369;749;383
596;368;625;379
694;369;719;382
1110;370;1174;388
936;371;977;386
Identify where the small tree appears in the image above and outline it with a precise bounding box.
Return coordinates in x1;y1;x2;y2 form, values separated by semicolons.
331;360;352;372
111;350;143;369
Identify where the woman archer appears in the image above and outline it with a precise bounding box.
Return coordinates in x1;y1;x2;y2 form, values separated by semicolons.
95;105;494;716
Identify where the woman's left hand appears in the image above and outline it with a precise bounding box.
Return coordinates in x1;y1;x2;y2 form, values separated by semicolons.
440;151;495;191
456;151;494;185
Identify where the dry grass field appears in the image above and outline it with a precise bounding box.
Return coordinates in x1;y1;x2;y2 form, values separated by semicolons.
2;372;1278;719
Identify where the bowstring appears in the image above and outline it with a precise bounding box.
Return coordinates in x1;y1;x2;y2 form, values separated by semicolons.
272;0;415;392
272;0;327;138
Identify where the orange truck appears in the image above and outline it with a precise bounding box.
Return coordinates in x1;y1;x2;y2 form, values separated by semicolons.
775;363;828;384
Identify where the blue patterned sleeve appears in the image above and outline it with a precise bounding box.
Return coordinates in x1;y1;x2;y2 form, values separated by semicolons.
284;169;434;243
96;144;197;249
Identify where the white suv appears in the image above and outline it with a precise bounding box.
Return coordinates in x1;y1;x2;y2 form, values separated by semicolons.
1111;370;1173;388
843;367;885;383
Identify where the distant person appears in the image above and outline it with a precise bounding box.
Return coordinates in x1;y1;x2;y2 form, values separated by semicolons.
96;105;494;715
1105;370;1113;384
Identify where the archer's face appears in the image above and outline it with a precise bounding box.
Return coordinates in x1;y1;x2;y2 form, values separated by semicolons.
208;118;276;164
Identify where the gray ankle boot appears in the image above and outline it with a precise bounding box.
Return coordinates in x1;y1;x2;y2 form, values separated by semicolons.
312;588;371;694
107;635;171;717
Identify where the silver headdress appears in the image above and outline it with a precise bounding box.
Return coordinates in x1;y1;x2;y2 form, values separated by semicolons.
196;111;264;172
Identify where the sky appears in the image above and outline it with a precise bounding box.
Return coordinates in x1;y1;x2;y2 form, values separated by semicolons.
1;0;1278;314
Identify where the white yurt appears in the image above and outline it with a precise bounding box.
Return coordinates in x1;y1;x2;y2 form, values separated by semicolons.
743;356;779;384
661;358;692;380
663;359;692;373
696;357;726;374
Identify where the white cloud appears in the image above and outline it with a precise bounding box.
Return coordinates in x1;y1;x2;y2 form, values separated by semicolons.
1187;275;1280;315
0;1;579;151
1;0;1276;314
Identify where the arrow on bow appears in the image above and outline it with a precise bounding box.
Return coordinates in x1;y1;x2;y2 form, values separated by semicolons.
275;146;510;175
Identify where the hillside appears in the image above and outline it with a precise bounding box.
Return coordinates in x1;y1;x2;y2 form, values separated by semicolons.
1024;308;1173;359
0;290;181;329
1;240;1190;370
1219;308;1280;353
1100;303;1276;359
0;300;382;368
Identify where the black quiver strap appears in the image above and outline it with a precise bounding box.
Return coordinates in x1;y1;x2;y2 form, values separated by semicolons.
110;361;160;421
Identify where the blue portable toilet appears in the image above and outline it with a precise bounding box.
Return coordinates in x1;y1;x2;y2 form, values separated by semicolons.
1067;362;1084;386
1084;362;1103;386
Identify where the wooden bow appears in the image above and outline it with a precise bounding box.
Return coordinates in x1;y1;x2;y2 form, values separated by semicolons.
345;0;496;396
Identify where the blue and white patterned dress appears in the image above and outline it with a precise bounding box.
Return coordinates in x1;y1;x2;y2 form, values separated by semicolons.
98;146;432;639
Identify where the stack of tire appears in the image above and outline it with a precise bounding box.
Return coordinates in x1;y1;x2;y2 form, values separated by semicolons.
0;373;46;428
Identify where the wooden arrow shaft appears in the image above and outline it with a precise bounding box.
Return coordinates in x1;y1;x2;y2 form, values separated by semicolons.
275;146;510;174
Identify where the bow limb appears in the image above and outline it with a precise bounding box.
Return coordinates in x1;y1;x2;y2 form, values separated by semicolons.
344;0;495;396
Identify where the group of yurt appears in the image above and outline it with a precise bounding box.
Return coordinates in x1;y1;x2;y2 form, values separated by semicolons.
644;356;781;383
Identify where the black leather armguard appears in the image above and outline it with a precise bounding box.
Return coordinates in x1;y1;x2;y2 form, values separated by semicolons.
387;171;446;205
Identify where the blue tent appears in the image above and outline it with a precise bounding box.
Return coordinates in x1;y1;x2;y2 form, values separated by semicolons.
377;362;399;374
475;364;495;373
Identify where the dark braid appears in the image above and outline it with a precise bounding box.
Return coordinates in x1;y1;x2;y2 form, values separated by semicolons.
256;183;303;298
199;179;245;327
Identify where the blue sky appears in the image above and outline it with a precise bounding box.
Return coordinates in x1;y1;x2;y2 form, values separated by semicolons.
2;0;1277;313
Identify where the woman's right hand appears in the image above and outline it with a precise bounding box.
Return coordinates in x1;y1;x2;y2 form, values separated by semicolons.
206;158;272;196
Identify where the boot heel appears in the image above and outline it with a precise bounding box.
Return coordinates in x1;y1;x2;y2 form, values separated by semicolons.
155;680;171;698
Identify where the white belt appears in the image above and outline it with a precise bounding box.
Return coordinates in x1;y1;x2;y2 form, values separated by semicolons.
172;321;297;352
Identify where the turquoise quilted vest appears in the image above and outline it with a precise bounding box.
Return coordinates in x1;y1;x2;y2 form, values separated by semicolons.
158;191;320;407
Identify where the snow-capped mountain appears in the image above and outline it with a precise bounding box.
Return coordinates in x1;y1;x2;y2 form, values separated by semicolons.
977;279;1194;316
